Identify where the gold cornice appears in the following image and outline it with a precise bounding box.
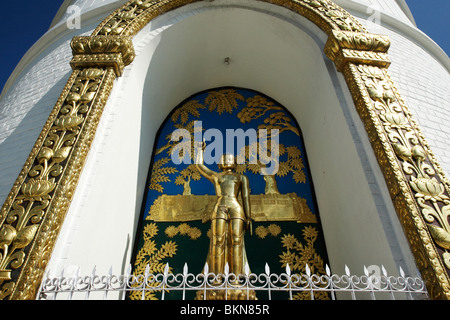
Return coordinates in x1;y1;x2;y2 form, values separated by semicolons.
333;30;390;51
70;35;135;76
0;0;449;300
325;30;391;71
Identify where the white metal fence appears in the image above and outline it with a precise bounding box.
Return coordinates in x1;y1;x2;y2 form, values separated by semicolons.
37;262;428;300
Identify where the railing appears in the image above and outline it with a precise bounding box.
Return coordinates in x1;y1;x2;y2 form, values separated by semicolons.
37;263;428;300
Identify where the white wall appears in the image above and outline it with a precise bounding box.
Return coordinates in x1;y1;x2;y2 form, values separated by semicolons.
50;0;129;29
335;0;416;27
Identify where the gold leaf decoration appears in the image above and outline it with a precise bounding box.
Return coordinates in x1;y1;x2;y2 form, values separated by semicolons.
171;100;205;125
428;225;450;251
237;142;306;184
148;158;178;193
255;224;282;239
279;226;328;300
14;225;39;250
205;89;244;115
156;120;203;158
259;112;300;136
165;224;202;240
129;223;178;300
238;95;283;123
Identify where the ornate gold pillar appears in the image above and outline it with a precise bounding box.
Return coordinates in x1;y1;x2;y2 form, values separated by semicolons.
0;35;134;300
325;30;450;300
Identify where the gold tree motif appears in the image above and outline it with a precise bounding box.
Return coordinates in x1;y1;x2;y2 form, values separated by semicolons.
279;226;328;300
284;146;306;183
236;95;304;185
205;89;244;115
258;112;300;136
237;95;283;123
171;99;205;125
238;95;299;136
174;164;202;195
129;223;178;300
155;120;203;157
236;142;306;184
279;226;325;273
149;157;178;193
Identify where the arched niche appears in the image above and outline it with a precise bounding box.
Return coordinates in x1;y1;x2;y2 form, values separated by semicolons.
53;6;407;286
129;86;330;300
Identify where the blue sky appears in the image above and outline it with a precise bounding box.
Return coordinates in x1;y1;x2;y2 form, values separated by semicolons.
0;0;448;93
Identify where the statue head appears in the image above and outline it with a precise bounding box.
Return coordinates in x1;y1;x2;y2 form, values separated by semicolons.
218;154;236;171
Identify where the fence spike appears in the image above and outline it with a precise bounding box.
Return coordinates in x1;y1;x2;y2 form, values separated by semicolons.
224;262;229;275
363;265;368;276
145;264;150;277
305;264;311;276
265;263;270;276
399;266;405;278
204;262;209;275
244;262;250;276
125;264;132;278
345;265;350;276
183;263;188;275
286;264;291;276
42;268;49;282
37;263;428;300
164;263;169;276
381;265;387;276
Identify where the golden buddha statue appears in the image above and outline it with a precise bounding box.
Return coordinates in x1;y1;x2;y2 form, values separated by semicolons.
195;143;256;300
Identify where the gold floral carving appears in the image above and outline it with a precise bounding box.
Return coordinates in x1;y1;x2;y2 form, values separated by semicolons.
0;67;117;300
340;63;450;299
0;0;449;300
255;224;282;239
165;223;202;240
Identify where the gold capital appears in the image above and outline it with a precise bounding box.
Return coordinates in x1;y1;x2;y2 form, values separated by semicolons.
325;30;391;71
70;35;135;76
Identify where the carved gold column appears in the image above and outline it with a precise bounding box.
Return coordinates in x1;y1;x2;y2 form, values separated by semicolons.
325;30;450;300
0;36;134;300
